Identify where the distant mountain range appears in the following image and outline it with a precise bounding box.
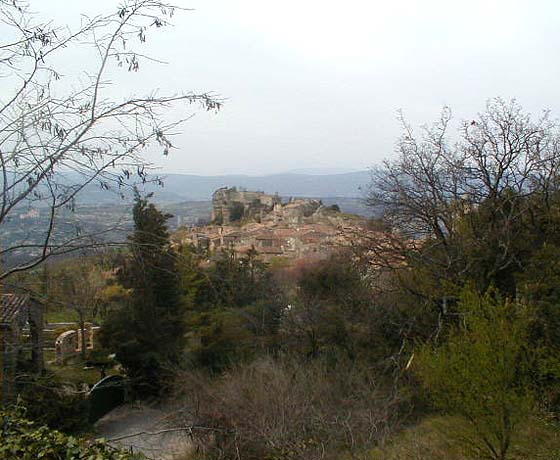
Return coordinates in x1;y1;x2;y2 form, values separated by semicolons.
76;170;372;204
284;167;366;175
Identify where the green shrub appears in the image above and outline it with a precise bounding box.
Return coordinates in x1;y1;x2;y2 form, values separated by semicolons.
415;287;548;460
16;372;90;434
0;408;142;460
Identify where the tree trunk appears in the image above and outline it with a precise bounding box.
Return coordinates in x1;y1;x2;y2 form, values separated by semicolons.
78;310;87;361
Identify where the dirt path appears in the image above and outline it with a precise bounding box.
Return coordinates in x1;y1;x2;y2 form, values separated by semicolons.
95;402;193;460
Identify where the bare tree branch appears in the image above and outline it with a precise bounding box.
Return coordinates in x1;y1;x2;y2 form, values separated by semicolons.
0;0;222;277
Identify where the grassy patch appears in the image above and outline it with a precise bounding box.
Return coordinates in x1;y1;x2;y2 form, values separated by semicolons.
369;415;560;460
370;416;463;460
44;350;120;387
45;306;103;324
45;306;78;323
47;360;103;386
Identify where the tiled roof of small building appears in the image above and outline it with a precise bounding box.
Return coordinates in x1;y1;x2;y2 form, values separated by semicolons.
0;293;29;324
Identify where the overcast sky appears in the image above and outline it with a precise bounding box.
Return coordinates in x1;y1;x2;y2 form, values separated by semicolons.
34;0;560;175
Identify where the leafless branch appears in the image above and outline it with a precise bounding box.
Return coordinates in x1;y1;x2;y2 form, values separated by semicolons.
0;0;222;277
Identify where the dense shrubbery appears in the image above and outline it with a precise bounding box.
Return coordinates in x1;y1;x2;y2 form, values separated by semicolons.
282;254;391;362
185;250;284;370
0;409;141;460
176;356;407;460
16;372;91;434
170;254;422;460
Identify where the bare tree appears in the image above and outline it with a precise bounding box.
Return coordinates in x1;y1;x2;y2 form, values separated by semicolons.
49;259;106;360
175;357;404;460
366;98;560;293
0;0;221;279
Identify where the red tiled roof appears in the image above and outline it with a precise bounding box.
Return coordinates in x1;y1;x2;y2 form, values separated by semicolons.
0;293;29;323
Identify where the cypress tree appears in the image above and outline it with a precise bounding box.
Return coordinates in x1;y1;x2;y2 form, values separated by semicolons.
101;191;185;396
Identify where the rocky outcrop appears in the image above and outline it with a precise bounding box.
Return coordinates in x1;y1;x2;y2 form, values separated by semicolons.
211;187;281;224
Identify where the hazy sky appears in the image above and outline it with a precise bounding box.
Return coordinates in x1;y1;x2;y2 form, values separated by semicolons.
33;0;560;175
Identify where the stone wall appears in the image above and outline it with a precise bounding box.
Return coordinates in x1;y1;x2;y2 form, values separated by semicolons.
54;324;99;363
55;330;78;364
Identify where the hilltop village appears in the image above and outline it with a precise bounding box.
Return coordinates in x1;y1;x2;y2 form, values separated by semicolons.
174;187;365;262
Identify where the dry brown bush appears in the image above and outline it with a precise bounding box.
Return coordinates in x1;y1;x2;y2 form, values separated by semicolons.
174;356;407;460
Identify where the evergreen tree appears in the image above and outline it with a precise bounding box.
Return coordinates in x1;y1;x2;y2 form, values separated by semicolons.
101;192;185;396
186;251;284;370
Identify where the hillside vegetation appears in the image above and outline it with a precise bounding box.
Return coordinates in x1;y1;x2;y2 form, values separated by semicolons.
6;100;560;460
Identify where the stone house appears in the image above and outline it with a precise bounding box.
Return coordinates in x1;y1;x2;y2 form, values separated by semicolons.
0;293;44;404
222;230;244;248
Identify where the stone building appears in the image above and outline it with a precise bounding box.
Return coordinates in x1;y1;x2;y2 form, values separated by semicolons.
212;187;281;224
0;293;44;404
173;187;366;263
